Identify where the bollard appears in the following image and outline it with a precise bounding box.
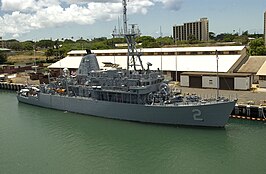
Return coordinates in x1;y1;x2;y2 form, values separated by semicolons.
246;105;250;116
234;104;239;115
259;106;266;119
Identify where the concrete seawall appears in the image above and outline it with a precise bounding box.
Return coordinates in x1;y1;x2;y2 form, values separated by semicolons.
231;104;266;121
0;82;27;91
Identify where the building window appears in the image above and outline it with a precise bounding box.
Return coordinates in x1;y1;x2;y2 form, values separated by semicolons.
167;52;175;55
178;52;186;55
229;51;238;55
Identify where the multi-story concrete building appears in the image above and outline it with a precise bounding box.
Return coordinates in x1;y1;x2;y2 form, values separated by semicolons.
173;18;209;41
264;11;266;46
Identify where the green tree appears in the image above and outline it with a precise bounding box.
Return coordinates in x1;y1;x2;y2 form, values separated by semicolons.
136;36;155;43
0;52;7;64
156;36;174;46
215;33;236;42
63;39;75;44
249;38;266;55
45;49;54;59
91;37;107;42
6;40;21;51
36;39;54;49
209;32;216;40
187;35;198;44
223;34;235;42
21;41;34;50
90;42;111;50
242;30;248;36
233;35;249;45
136;36;157;48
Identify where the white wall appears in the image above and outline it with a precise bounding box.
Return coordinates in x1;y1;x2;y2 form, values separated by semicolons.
95;54;240;72
234;77;250;90
180;75;189;87
202;76;218;88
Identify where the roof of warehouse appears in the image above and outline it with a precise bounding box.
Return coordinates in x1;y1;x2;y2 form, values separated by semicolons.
256;61;266;76
48;56;83;69
92;46;245;53
238;56;266;73
64;46;245;55
0;48;11;51
67;50;87;55
48;46;246;72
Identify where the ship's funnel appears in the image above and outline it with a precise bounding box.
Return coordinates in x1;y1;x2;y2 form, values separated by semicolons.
77;53;100;75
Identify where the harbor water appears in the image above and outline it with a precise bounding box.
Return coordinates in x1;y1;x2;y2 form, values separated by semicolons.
0;90;266;174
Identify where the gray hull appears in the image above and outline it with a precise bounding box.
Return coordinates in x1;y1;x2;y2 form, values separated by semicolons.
17;93;235;127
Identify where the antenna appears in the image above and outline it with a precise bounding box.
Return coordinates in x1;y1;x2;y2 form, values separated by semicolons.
160;26;163;38
122;0;128;34
118;16;121;35
112;0;144;71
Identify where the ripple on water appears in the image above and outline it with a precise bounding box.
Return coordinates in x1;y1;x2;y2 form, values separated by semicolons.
1;91;266;174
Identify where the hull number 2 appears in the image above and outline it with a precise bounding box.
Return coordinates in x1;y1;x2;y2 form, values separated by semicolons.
192;109;204;121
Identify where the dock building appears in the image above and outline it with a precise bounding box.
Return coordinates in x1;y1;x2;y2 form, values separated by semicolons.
48;46;253;90
256;59;266;88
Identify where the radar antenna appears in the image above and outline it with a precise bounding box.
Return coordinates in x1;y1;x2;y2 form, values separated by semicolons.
112;0;144;71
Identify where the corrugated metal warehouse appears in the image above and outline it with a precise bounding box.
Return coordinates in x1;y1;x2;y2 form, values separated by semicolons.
238;56;266;83
256;61;266;88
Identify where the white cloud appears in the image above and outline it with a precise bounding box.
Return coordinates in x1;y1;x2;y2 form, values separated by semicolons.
0;0;182;37
1;0;60;12
63;0;121;4
155;0;183;11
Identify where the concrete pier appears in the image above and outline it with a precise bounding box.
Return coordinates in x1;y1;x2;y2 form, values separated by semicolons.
0;82;26;91
231;104;266;121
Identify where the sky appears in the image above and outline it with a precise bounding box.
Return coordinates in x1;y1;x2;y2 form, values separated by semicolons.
0;0;266;41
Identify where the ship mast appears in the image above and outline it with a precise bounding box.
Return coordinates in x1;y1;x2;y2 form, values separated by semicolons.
113;0;144;71
122;0;127;35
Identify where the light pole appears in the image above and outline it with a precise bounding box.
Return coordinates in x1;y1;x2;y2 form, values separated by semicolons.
216;50;219;99
33;41;37;73
160;43;163;72
175;49;178;81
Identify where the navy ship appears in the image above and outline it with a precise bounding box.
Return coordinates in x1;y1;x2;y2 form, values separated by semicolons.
17;0;236;127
